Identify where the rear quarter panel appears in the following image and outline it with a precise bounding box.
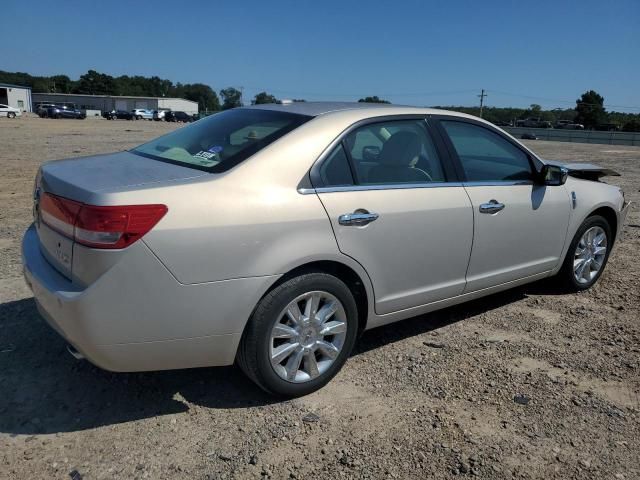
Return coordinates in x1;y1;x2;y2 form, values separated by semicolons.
139;111;397;285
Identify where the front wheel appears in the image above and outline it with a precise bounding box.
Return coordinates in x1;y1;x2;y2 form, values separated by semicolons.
558;215;612;291
8;112;16;118
237;272;358;397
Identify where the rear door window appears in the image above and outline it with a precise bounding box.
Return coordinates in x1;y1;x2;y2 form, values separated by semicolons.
344;120;446;185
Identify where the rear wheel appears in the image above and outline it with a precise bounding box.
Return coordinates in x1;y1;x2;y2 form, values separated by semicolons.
558;215;612;291
237;272;358;397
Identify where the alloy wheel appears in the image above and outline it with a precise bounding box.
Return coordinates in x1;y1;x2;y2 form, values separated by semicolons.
269;291;348;383
573;226;607;284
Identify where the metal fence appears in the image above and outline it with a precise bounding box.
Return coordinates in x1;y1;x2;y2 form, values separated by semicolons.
504;127;640;146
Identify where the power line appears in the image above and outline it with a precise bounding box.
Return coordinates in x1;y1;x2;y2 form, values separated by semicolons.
233;84;640;112
238;86;477;98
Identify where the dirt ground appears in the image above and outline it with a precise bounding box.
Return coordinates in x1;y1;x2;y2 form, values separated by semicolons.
0;116;638;480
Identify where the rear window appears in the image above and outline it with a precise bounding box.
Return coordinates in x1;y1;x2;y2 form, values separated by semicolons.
132;109;312;172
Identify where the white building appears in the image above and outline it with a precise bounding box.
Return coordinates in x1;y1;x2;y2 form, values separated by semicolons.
31;93;198;114
0;83;33;112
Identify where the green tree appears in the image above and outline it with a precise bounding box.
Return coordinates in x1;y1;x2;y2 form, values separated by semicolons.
49;75;74;93
182;83;220;111
622;119;640;132
575;90;606;129
74;70;116;95
358;96;390;104
529;104;542;117
220;87;243;110
252;91;278;105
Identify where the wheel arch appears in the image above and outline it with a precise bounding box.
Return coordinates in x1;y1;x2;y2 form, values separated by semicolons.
254;260;372;335
586;205;618;244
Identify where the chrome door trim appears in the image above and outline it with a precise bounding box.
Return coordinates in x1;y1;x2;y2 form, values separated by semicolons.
299;182;464;195
463;180;534;187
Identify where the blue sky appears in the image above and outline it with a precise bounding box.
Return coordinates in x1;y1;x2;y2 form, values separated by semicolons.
3;0;639;111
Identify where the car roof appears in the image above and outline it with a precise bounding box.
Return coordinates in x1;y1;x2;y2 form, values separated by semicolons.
243;101;471;119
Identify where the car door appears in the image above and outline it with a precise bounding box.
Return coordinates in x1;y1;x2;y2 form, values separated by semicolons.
312;117;474;315
436;118;570;292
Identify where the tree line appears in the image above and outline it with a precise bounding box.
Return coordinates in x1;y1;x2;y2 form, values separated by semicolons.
0;69;228;111
435;91;640;132
1;70;638;131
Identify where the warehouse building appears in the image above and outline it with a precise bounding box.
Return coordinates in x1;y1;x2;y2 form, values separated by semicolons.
31;93;198;115
0;83;33;112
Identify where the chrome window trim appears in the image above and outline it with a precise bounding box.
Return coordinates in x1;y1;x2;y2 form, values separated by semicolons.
463;180;534;187
299;180;534;194
298;182;464;194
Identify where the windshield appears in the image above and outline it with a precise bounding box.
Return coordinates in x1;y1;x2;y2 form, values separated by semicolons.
132;108;312;172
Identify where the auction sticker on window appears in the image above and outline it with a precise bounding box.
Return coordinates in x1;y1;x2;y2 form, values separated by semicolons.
191;150;218;166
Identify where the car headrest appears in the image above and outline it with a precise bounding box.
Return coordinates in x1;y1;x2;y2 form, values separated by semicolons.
379;131;421;166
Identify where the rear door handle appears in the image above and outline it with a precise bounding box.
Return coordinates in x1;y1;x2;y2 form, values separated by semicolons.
479;199;505;214
338;210;379;226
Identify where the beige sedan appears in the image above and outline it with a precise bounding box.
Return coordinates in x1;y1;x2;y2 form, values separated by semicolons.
22;102;629;396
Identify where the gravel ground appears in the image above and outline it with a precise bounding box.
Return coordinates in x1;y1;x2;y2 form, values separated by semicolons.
0;117;638;480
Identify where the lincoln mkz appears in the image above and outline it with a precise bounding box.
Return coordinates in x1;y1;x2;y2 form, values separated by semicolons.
22;102;630;396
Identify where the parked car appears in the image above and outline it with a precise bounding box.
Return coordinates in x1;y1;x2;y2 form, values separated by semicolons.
517;118;552;129
0;103;22;118
22;103;630;397
556;122;585;130
165;110;195;123
153;109;169;121
47;105;85;119
132;108;154;120
103;110;134;120
36;103;58;118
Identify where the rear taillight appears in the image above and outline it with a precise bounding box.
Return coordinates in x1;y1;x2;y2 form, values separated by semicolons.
40;193;167;249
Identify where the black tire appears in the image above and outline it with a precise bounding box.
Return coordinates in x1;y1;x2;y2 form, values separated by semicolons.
8;112;16;118
237;272;359;397
557;215;612;291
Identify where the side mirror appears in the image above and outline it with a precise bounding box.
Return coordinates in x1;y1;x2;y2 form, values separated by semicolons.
540;164;568;186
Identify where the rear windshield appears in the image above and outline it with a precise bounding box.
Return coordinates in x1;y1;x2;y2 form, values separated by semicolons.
132;109;312;172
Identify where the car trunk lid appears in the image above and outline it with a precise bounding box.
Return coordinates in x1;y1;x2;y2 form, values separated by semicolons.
34;151;206;280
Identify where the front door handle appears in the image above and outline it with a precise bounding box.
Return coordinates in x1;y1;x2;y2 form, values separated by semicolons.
338;209;379;226
479;199;505;214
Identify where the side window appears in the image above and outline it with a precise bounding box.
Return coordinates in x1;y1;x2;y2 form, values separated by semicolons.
344;120;446;185
441;121;532;182
320;144;354;187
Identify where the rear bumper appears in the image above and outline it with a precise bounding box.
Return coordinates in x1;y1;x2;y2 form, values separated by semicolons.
21;224;279;372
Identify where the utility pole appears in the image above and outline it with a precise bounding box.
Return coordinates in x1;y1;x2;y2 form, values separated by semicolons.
478;89;487;118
